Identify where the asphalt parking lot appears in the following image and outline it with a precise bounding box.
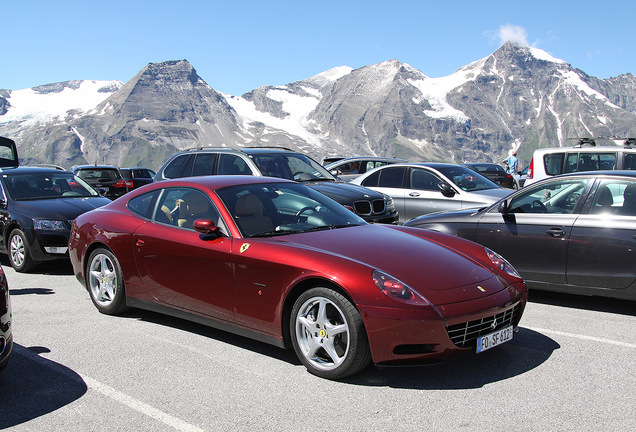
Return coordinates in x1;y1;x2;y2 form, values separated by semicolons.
1;257;635;432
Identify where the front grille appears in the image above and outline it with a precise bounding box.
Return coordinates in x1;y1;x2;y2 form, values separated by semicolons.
353;199;386;216
447;304;521;348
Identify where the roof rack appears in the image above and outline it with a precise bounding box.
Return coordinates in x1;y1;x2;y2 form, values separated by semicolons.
623;138;636;148
240;146;295;152
568;137;596;147
24;164;67;170
183;147;236;152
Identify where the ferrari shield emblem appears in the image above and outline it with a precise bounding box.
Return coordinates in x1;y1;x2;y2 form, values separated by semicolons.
240;243;251;254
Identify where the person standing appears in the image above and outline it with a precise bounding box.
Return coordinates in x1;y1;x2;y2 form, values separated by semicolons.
503;151;519;175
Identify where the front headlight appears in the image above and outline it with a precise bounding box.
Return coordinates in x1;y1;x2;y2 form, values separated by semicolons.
382;194;395;209
33;219;67;231
372;270;430;306
485;248;521;278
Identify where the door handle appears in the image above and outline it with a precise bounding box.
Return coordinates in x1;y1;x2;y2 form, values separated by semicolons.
546;228;566;237
136;239;145;247
409;192;420;197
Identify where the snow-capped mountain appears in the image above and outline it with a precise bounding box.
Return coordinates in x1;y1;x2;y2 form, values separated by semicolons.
2;42;636;169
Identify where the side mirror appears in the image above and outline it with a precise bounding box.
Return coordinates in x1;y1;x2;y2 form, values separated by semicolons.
497;200;509;214
438;182;456;197
193;219;221;235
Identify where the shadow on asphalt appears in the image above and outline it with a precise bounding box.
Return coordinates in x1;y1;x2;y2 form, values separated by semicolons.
0;344;87;429
528;289;636;317
124;308;559;390
0;255;74;276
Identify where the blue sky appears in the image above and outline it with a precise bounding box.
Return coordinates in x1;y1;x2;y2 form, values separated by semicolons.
3;0;634;96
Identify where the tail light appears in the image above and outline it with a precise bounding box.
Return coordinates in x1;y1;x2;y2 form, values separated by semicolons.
113;180;133;189
527;158;534;179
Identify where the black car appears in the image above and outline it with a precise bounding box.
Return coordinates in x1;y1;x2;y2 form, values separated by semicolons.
154;147;398;223
0;264;11;373
120;167;156;190
71;165;132;199
462;163;515;189
0;166;111;272
404;171;636;300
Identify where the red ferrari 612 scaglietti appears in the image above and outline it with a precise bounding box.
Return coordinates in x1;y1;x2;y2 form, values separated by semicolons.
69;175;527;379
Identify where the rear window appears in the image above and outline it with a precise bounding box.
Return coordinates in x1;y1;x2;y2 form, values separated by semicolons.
77;169;120;180
544;153;565;176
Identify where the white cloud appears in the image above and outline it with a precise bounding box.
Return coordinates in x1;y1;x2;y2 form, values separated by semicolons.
498;24;529;46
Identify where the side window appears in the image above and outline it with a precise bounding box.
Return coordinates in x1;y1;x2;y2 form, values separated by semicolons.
155;188;224;232
192;153;217;177
507;178;591;214
623;153;636;170
377;167;406;188
410;168;441;191
163;155;191;179
544;153;565;176
127;190;160;219
590;179;636;215
565;153;578;173
218;154;251;175
361;170;380;187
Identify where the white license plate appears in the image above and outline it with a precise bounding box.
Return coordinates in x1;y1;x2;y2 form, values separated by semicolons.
476;325;513;353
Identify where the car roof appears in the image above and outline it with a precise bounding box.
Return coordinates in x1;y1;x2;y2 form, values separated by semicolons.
543;170;636;180
533;145;635;154
327;156;407;164
0;166;74;175
140;175;296;192
72;165;119;170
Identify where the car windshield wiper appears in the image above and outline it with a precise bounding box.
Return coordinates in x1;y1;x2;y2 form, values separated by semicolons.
304;224;359;232
249;229;304;238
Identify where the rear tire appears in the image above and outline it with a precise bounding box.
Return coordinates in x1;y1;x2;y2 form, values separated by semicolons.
290;287;371;379
8;229;37;273
87;248;128;315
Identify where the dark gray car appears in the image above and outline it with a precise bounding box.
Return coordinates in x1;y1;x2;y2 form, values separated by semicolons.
404;171;636;300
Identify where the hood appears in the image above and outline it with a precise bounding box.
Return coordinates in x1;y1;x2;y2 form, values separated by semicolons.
282;224;495;295
13;197;112;221
305;181;384;203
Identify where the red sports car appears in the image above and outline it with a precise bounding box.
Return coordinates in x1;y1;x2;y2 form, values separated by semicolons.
69;175;527;379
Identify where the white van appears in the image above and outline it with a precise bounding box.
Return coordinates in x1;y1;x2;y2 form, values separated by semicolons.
525;139;636;186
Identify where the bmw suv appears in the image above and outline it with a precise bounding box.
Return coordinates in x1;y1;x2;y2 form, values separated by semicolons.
154;147;398;223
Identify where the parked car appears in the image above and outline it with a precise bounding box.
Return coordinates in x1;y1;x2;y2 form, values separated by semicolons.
350;163;513;224
461;163;515;189
71;165;132;199
0;166;111;272
0;264;11;373
525;139;636;186
154;147;398;223
325;156;407;182
0;137;19;168
404;171;636;300
68;175;527;379
120;167;156;190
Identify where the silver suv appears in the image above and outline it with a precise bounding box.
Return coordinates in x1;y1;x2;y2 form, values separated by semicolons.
154;147;398;223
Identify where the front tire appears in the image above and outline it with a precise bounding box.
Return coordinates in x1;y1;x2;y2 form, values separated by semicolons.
8;229;37;273
87;248;128;315
290;287;371;379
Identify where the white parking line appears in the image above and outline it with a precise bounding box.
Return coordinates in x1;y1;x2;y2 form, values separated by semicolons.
14;345;204;432
525;327;636;349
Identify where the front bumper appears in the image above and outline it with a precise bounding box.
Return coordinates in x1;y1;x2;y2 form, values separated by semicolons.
359;283;527;365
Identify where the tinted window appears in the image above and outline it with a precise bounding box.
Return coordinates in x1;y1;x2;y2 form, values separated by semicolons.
410;168;441;191
377;167;406;188
163;155;191;179
361;170;380;187
218;154;251;175
544;153;565;175
624;153;636;170
192;153;217;177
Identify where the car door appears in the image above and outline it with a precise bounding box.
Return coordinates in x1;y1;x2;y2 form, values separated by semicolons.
132;187;235;322
359;166;408;218
567;178;636;289
474;177;592;285
401;167;464;221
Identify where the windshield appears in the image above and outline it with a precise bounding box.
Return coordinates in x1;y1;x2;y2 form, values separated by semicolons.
436;165;500;191
217;182;365;238
4;172;100;200
250;153;336;181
